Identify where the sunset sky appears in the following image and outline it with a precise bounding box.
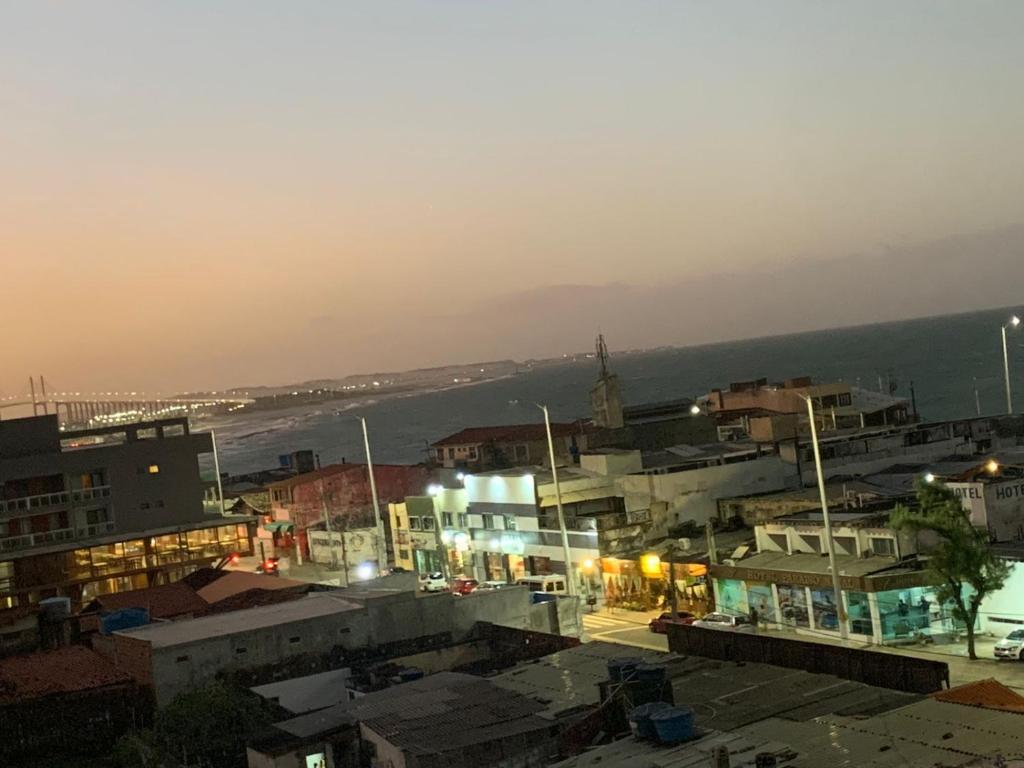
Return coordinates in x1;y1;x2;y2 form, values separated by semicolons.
3;2;1024;394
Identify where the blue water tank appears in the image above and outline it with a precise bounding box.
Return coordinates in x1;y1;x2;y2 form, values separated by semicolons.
607;656;642;682
628;701;672;740
100;607;150;635
651;706;695;745
531;592;558;605
398;668;424;682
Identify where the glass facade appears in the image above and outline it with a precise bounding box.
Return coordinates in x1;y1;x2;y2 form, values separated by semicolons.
846;591;873;636
777;584;809;627
876;586;955;642
810;587;838;630
746;583;775;623
715;578;748;614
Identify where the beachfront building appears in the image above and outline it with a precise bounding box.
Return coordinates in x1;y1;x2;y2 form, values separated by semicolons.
430;422;591;471
0;415;255;650
709;507;949;645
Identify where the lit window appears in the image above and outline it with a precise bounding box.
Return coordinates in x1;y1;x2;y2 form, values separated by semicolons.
147;465;160;475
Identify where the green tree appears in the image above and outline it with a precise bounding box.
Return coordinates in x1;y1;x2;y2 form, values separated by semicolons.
891;480;1009;659
155;682;274;767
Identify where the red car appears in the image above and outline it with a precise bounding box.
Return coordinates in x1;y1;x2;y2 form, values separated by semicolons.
451;578;480;596
649;610;696;633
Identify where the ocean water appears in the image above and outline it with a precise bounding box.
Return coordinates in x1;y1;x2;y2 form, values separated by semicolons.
208;306;1022;474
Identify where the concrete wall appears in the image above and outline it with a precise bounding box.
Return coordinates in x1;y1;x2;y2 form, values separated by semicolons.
978;562;1024;635
618;455;793;533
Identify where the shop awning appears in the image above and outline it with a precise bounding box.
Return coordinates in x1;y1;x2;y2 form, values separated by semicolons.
263;521;295;533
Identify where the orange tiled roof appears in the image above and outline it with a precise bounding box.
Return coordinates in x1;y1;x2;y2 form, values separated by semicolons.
931;678;1024;713
0;646;132;704
85;581;208;620
196;571;310;604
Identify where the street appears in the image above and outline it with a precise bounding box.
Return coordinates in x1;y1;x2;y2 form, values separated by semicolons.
582;612;668;652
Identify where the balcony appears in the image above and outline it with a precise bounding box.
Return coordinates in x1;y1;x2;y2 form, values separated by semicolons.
0;486;112;517
0;527;77;553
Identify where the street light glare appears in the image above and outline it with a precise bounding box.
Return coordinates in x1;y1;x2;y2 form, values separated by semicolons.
689;404;701;416
924;472;936;483
427;483;443;496
1012;316;1021;327
986;459;1000;474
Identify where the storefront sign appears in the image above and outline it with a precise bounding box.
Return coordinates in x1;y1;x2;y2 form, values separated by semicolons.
711;563;938;593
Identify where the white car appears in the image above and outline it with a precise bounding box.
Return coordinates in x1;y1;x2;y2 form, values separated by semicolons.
994;629;1024;660
692;612;756;632
418;572;448;593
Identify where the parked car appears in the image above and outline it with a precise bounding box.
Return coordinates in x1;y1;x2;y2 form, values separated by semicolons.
451;577;480;595
692;612;756;632
648;610;697;634
994;629;1024;660
418;572;448;592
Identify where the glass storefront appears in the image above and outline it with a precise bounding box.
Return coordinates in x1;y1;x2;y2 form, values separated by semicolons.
810;587;839;630
876;586;956;642
715;578;748;615
777;583;809;628
846;591;873;636
746;583;775;624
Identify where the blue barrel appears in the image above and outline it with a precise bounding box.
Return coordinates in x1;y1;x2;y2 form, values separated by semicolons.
629;701;671;739
607;656;642;682
398;668;424;682
100;607;150;635
634;663;667;684
651;707;695;744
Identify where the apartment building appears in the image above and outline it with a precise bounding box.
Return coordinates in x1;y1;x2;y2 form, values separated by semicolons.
0;415;255;639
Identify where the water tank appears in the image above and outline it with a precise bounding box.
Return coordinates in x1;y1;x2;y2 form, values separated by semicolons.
531;592;558;605
398;667;424;682
628;701;671;740
100;607;150;635
38;597;72;623
650;706;695;745
634;663;668;684
607;656;642;682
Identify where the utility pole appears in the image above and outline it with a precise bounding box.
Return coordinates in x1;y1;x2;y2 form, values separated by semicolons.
804;395;848;641
29;377;38;417
359;417;388;573
540;405;576;598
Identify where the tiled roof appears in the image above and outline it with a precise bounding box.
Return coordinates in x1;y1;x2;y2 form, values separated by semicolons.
267;463;421;489
0;646;132;704
931;678;1024;713
84;581;208;620
196;571;311;604
432;421;589;447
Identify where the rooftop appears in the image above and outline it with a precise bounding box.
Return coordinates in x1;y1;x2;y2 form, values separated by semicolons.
251;667;353;715
432;421;589;447
195;570;311;604
720;550;910;580
83;581;208;620
931;678;1024;714
0;646;133;704
116;592;362;648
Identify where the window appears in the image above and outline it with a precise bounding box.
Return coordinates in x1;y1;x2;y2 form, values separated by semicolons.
398;548;410;559
422;517;436;531
504;516;517;531
436;449;446;461
799;534;822;553
443;512;454;527
147;465;160;475
162;424;185;437
833;536;857;556
468;446;478;460
447;448;455;459
870;537;896;557
457;513;468;528
767;533;788;552
514;444;529;462
409;517;421;531
482;514;495;529
235;647;247;655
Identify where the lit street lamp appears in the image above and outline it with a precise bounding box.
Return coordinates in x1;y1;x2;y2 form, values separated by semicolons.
802;394;849;641
1002;315;1021;414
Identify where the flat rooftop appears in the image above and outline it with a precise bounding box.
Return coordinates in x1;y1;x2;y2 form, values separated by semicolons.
116;592;362;648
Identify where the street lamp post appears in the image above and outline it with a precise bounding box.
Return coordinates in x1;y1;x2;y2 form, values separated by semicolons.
358;417;388;574
539;404;577;598
803;395;849;641
1002;315;1020;415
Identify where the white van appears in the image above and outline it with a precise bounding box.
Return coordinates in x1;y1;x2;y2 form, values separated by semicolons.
515;574;567;594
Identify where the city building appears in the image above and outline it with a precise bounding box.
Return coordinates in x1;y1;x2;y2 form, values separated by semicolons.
389;495;449;574
710;506;942;644
264;462;430;562
0;415;255;645
430;422;591;470
704;375;912;435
